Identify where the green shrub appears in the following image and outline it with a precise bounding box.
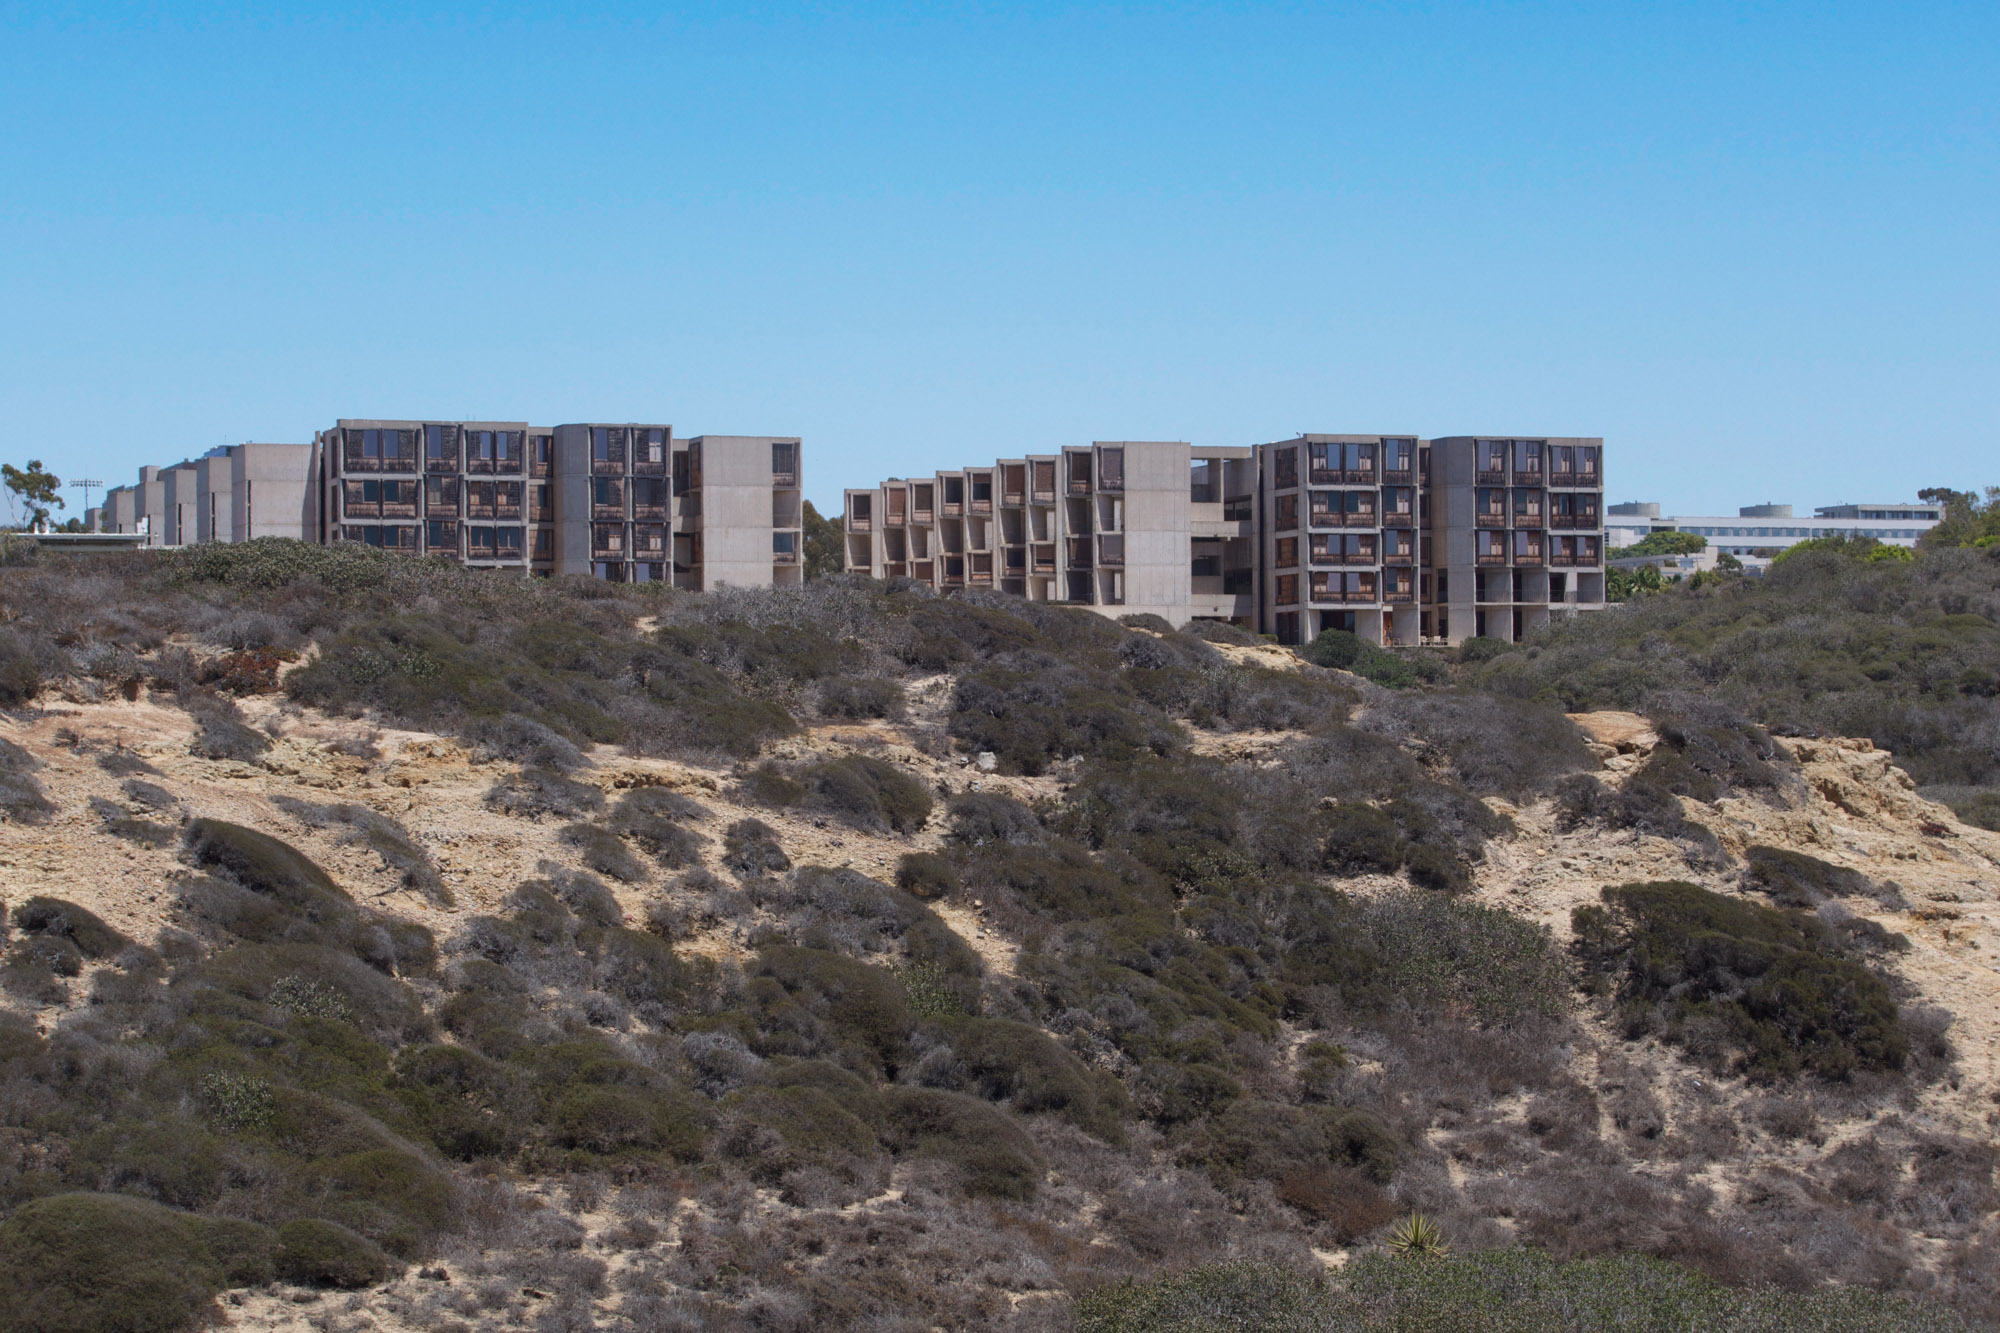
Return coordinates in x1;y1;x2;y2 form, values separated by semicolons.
201;1071;277;1132
305;1148;455;1257
740;761;806;808
10;897;128;958
607;788;708;867
1354;892;1568;1025
560;822;648;884
1185;1098;1398;1188
483;766;604;820
548;1084;706;1160
946;791;1044;846
1573;881;1909;1081
819;675;906;720
182;819;356;932
0;1192;271;1333
936;1017;1124;1141
1076;1250;1968;1333
883;1086;1044;1199
951;662;1183;775
390;1043;531;1160
718;1083;882;1181
1744;845;1893;908
750;944;912;1075
895;851;959;900
273;1217;392;1289
1321;802;1405;876
192;943;428;1042
1183;618;1262;646
1403;841;1470;893
723;818;791;876
799;755;933;833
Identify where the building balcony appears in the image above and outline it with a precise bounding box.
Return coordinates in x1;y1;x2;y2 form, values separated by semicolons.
592;458;625;476
592;505;625;521
1476;513;1507;528
969;500;992;515
1512;469;1543;486
770;468;796;487
942;503;962;517
633;504;667;522
425;457;458;474
774;549;798;564
848;517;872;533
1477;469;1508;486
1476;552;1506;566
912;509;933;525
1383;551;1416;565
1382;469;1413;485
1514;552;1545;568
1385;588;1415;603
1551;513;1600;529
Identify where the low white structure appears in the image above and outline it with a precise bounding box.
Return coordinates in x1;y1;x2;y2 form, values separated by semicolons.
1607;501;1941;561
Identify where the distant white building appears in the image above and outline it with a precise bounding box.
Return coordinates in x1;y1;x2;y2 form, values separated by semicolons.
1606;500;1941;566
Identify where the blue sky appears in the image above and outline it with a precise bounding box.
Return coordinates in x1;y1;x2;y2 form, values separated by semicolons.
2;2;1995;519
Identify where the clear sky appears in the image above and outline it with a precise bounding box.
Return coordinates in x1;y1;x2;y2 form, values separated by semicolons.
2;2;1995;521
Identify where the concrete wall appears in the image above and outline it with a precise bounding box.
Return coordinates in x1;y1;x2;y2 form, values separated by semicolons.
551;424;597;578
232;443;312;541
105;487;137;533
194;453;234;544
691;436;793;590
160;464;199;547
1110;441;1192;623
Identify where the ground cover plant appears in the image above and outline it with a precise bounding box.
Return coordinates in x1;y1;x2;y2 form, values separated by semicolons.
0;538;1995;1328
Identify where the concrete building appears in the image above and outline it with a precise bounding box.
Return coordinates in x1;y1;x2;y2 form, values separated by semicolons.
103;444;314;545
1425;437;1606;644
844;433;1604;646
1606;500;1941;564
309;420;802;589
844;442;1259;625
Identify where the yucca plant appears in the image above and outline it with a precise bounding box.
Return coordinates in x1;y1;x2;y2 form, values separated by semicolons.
1387;1212;1448;1258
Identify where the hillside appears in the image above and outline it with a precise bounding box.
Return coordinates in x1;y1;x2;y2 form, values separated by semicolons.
0;542;1996;1331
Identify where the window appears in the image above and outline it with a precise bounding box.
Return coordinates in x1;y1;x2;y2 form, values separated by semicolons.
593;477;621;508
592;427;612;461
496;527;523;555
1275;494;1298;529
533;528;553;559
426;520;455;550
1274;447;1298;489
638;429;666;465
1097;447;1124;490
771;440;796;478
533;434;552;466
1191;552;1221;577
1190;459;1218;503
774;532;798;556
426;424;450;460
1276;573;1300;605
1275;536;1298;567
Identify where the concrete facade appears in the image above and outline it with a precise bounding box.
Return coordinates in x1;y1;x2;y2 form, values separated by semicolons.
1424;437;1606;645
845;442;1256;622
305;420;801;589
846;433;1607;646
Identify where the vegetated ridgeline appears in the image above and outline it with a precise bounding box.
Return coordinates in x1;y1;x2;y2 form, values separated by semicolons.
0;540;1995;1332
